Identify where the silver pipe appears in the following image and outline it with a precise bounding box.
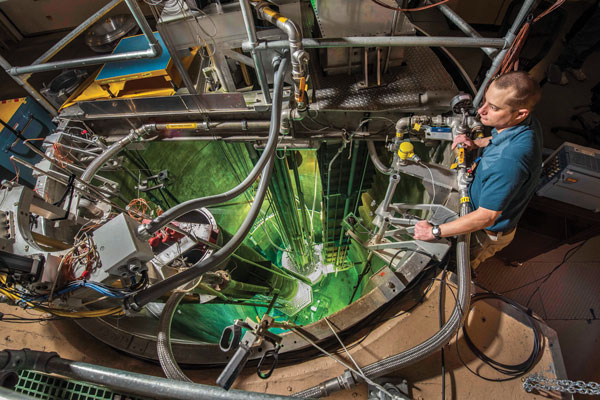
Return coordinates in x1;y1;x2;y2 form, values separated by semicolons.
80;125;154;183
0;350;302;400
473;0;536;107
240;0;272;104
153;121;270;131
222;49;255;68
250;1;307;110
8;0;162;76
432;1;496;58
0;55;57;116
0;387;37;400
243;36;507;52
32;0;123;66
45;358;301;400
367;140;393;176
383;10;399;73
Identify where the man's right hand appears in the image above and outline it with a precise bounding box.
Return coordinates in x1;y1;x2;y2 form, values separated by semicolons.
452;135;476;151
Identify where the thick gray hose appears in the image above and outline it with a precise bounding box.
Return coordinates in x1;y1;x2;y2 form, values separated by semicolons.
294;203;472;398
366;140;393;175
157;292;191;382
142;60;286;236
126;57;288;310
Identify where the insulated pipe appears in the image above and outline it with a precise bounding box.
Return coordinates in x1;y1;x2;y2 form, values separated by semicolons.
240;0;272;104
8;0;162;76
126;57;289;310
138;62;286;237
294;192;472;399
0;350;303;400
367;141;393;175
473;0;537;107
250;1;308;110
430;1;496;58
242;36;507;52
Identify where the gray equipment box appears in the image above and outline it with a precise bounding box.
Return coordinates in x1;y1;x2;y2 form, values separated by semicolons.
92;213;154;283
537;142;600;212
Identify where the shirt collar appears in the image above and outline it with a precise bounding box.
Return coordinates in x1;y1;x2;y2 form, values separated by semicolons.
489;115;532;146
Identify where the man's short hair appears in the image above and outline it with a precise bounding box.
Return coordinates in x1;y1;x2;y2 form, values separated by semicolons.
491;71;541;111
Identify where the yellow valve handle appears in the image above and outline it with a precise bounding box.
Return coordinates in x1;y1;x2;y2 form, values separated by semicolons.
457;147;465;165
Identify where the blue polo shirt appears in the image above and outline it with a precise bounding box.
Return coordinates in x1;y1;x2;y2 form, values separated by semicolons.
468;116;543;233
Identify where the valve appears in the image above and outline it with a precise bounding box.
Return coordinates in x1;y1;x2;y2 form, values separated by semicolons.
397;141;420;163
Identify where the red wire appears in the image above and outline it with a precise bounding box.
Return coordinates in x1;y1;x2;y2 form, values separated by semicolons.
370;0;451;12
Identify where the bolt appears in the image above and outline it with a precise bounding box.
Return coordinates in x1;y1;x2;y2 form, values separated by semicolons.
24;245;29;252
287;387;293;392
387;282;395;289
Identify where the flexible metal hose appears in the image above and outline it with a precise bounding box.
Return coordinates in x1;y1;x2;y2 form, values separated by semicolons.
126;57;288;310
157;292;191;382
294;202;472;398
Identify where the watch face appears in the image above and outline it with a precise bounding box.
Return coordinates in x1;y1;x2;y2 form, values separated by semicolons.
432;226;441;237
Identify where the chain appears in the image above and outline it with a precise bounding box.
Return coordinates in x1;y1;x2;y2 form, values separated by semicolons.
523;374;600;395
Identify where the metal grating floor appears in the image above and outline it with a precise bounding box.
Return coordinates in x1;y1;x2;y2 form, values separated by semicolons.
314;46;457;111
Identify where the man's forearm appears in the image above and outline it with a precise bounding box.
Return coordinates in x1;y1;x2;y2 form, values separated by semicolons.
438;208;497;237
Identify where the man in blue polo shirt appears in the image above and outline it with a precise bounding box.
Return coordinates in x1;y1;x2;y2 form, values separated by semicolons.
414;71;542;269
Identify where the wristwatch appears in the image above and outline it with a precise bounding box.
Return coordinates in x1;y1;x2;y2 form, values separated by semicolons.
431;224;442;240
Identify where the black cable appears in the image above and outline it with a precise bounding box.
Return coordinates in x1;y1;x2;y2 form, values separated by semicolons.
500;239;589;296
457;292;542;382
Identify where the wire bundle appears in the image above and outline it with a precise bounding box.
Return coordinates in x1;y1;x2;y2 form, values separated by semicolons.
458;292;542;381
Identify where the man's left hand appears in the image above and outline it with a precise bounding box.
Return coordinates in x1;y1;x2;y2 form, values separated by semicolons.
414;221;435;241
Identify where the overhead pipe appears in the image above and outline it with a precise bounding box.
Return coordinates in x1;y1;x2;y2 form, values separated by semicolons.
239;0;272;104
7;0;162;76
249;1;309;111
430;0;497;58
0;349;304;400
0;55;57;116
125;56;289;310
31;0;123;67
473;0;537;107
243;36;507;52
367;141;393;176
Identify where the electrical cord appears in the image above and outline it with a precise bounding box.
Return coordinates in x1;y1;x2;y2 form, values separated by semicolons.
500;239;589;296
457;291;542;382
370;0;450;12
